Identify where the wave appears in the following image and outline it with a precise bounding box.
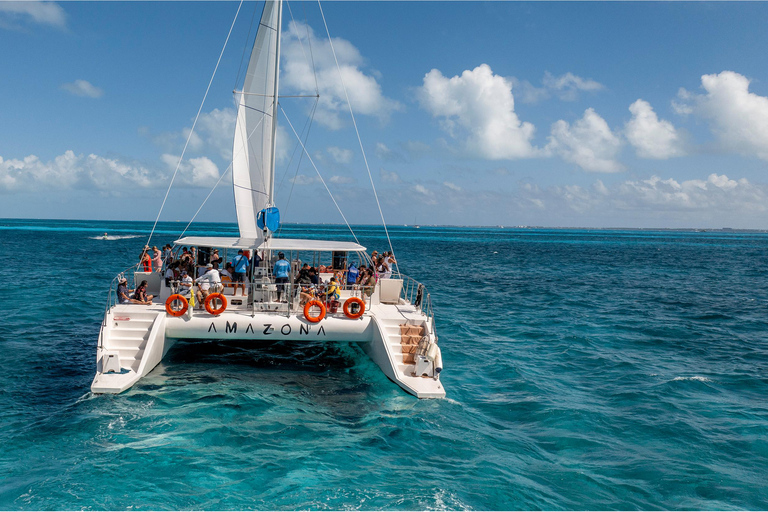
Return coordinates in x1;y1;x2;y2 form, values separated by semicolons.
89;235;141;240
671;376;711;382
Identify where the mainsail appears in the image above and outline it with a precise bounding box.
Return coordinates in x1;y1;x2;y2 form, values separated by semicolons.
232;0;283;240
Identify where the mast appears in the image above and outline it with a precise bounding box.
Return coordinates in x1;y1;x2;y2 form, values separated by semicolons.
266;0;283;210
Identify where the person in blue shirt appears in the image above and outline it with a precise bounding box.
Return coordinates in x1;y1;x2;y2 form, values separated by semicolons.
273;251;291;302
231;249;249;296
346;263;359;287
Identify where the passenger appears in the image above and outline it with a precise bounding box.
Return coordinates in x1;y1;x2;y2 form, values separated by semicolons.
220;263;234;280
319;276;340;304
117;277;140;304
377;255;391;279
361;269;377;297
386;252;397;273
164;261;177;287
231;249;249;296
151;246;162;271
308;267;319;285
317;264;327;274
178;270;193;299
252;250;262;269
163;244;173;264
210;249;223;269
195;263;222;305
139;248;152;272
132;280;154;305
346;262;359;288
190;247;198;267
273;251;290;302
297;268;314;305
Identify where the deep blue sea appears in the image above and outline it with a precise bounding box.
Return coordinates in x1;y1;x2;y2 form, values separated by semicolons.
1;218;767;510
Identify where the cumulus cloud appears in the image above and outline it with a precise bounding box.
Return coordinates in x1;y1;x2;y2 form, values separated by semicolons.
417;64;537;160
0;150;221;192
327;146;353;164
160;154;219;187
0;1;66;30
625;99;685;159
674;71;768;161
61;79;103;98
0;151;157;191
281;22;401;129
520;173;767;217
546;108;623;172
443;181;462;191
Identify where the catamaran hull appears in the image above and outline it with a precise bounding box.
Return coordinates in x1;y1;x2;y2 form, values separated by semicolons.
92;303;445;398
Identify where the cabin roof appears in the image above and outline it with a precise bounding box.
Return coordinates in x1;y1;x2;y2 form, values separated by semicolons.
173;236;366;253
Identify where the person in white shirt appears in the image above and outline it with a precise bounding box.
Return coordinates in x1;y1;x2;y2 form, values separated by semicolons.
195;263;222;305
178;270;193;299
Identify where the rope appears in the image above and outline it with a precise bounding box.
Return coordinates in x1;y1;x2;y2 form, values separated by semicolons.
316;0;399;275
177;164;234;240
279;105;361;246
145;0;244;249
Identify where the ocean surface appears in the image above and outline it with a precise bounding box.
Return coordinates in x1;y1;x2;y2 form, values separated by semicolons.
1;218;767;510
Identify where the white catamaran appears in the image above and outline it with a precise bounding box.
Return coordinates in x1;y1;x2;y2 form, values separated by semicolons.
91;0;445;399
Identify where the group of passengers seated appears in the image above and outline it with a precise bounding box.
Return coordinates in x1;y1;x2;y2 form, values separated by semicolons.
117;277;154;305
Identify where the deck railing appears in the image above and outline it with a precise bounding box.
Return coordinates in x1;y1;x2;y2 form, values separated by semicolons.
399;275;437;338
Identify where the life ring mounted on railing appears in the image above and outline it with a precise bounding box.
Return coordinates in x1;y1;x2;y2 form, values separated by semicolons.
343;297;365;319
204;293;227;316
165;294;188;317
303;299;326;323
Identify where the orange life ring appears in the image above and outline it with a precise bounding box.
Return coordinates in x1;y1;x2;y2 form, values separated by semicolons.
204;293;227;316
165;294;188;317
303;299;326;323
343;297;365;319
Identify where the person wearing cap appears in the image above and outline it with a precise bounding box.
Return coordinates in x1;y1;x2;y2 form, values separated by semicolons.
116;277;133;304
273;251;291;302
178;270;193;299
231;249;249;296
195;263;221;305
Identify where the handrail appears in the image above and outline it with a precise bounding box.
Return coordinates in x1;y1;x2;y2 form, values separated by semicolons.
397;274;437;340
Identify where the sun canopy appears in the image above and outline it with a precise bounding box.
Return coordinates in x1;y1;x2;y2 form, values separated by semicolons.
173;236;366;253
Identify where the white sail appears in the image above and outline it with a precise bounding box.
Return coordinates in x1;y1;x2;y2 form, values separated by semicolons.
232;0;282;239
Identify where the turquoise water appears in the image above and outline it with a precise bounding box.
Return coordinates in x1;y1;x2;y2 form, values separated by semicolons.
1;218;767;509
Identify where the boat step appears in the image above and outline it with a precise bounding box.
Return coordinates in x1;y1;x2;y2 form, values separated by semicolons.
107;335;149;345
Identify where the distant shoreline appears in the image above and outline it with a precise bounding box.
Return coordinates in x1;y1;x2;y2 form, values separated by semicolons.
1;217;767;233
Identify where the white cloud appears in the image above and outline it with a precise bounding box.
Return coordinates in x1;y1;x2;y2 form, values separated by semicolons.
0;1;66;29
327;146;353;164
61;79;103;98
625;99;685;159
160;154;219;188
443;181;462;191
546;108;623;173
379;167;401;183
417;64;537;160
281;22;401;129
0;151;158;191
675;71;768;161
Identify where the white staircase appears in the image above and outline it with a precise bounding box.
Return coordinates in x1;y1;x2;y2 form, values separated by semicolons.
367;305;445;398
91;306;169;394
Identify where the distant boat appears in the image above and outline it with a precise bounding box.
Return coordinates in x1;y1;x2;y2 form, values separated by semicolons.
91;0;445;399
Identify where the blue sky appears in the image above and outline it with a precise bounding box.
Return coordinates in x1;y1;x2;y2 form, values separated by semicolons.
2;1;768;228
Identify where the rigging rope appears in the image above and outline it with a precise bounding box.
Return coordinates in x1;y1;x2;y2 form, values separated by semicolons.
316;0;400;275
145;0;244;250
280;105;361;246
